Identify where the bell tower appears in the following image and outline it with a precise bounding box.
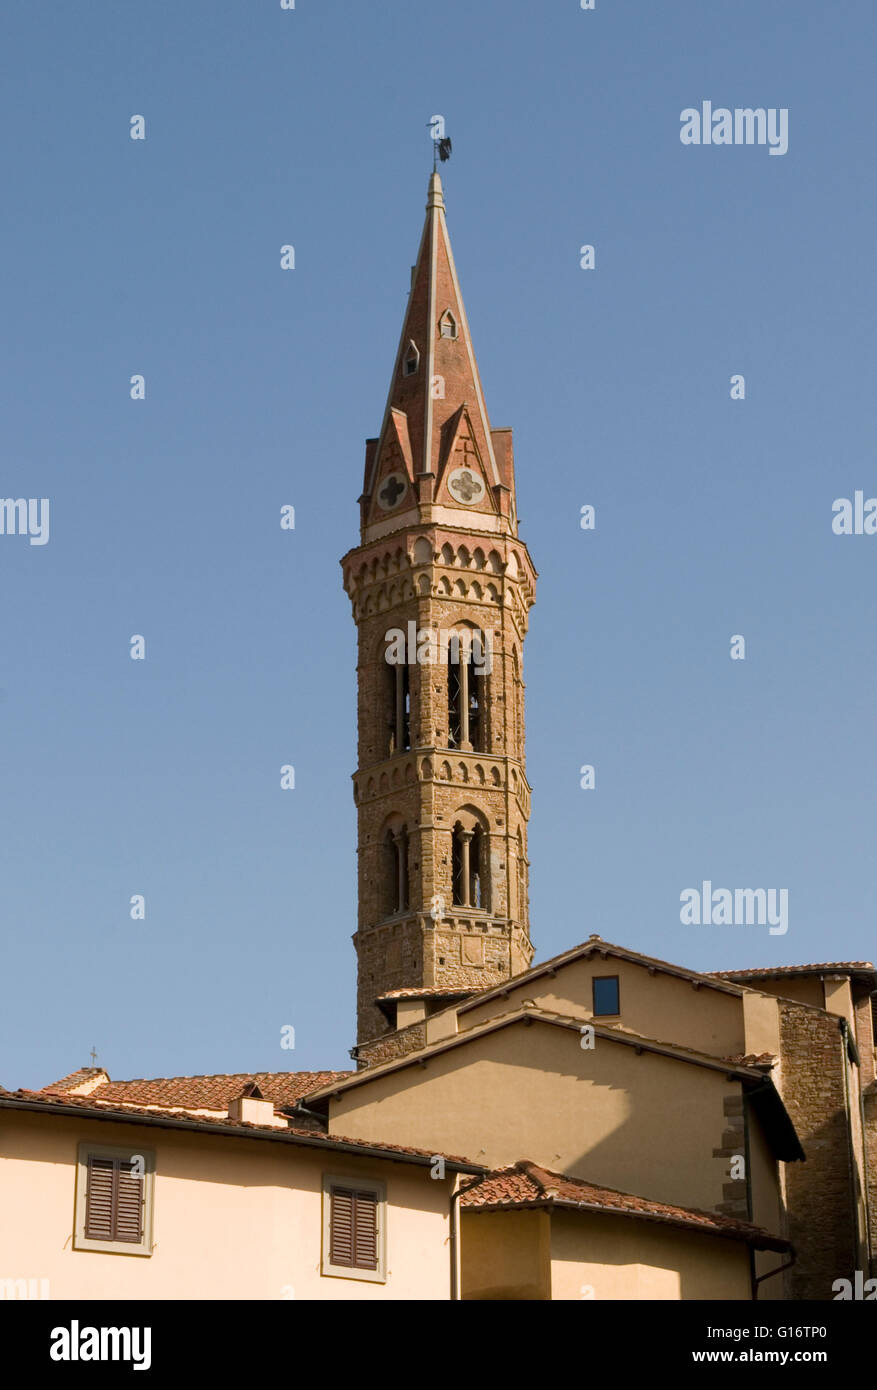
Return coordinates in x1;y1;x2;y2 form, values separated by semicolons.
341;173;537;1048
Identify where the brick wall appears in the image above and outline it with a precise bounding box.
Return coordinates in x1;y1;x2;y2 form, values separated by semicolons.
779;1002;857;1299
854;991;875;1082
345;531;535;1044
355;1020;427;1069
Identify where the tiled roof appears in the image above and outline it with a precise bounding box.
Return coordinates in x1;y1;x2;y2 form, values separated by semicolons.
377;987;475;1001
710;962;874;979
41;1071;350;1112
724;1052;776;1067
46;1067;107;1093
461;1161;790;1252
2;1089;481;1169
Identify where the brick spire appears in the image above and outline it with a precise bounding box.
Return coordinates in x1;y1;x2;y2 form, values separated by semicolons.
342;173;537;1052
360;171;517;545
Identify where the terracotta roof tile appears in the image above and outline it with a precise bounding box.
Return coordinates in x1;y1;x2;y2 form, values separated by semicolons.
710;962;874;979
377;987;475;1001
461;1161;790;1252
41;1071;350;1113
4;1089;480;1168
46;1067;107;1093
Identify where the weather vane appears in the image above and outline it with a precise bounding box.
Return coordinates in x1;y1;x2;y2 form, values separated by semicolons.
428;116;452;171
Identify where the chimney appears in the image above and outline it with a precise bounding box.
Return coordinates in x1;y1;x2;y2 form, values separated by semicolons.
227;1081;286;1128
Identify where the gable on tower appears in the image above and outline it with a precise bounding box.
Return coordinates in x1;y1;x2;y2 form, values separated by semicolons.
434;406;498;518
368;409;417;526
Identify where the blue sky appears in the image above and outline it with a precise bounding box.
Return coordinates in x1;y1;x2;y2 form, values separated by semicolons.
2;1;875;1089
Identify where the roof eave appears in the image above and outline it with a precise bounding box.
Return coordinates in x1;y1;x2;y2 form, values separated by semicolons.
0;1095;484;1174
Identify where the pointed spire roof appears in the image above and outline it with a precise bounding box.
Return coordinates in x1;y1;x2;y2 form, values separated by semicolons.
362;172;514;538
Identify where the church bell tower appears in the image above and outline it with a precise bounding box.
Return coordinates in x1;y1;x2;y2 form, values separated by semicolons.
341;173;537;1048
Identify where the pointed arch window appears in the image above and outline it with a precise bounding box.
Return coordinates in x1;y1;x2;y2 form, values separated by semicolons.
383;824;409;915
403;340;420;377
511;647;522;755
516;828;527;923
439;310;458;340
384;649;411;755
447;631;487;752
452;822;488;910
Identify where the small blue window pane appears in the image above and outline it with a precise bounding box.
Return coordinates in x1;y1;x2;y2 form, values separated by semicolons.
593;977;619;1016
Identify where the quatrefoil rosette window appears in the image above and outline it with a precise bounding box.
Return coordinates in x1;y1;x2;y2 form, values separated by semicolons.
376;471;408;511
447;467;484;506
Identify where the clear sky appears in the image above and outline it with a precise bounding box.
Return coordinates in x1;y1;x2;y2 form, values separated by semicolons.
3;1;875;1089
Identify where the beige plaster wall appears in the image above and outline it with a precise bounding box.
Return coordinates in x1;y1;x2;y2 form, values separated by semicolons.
0;1111;452;1301
450;956;745;1059
330;1018;742;1214
548;1210;752;1301
460;1208;549;1300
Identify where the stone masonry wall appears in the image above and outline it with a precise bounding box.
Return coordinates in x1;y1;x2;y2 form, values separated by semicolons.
779;1002;857;1299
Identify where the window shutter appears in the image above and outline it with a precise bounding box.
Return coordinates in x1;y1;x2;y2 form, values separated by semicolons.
84;1155;144;1244
330;1187;378;1270
115;1162;145;1243
330;1187;355;1265
352;1190;378;1270
84;1157;116;1241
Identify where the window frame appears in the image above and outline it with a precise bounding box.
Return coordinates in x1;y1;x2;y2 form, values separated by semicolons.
592;974;621;1018
403;340;420;376
321;1173;387;1283
73;1142;155;1257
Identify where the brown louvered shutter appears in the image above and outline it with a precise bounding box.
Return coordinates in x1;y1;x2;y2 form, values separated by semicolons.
330;1187;355;1266
84;1157;116;1240
114;1162;145;1243
85;1156;144;1244
330;1187;378;1269
352;1190;378;1270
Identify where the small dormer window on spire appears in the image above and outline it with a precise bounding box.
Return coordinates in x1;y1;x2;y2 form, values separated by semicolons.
403;341;420;376
439;310;458;340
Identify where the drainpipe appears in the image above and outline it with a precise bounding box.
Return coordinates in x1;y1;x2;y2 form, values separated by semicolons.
742;1090;755;1300
754;1252;796;1298
288;1101;328;1126
839;1019;864;1270
449;1179;460;1300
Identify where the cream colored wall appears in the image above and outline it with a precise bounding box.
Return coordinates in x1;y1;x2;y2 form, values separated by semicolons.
450;957;745;1059
330;1019;739;1213
823;976;854;1024
745;977;824;1010
548;1211;752;1301
742;993;781;1058
460;1209;550;1300
396;1000;427;1028
0;1111;452;1300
